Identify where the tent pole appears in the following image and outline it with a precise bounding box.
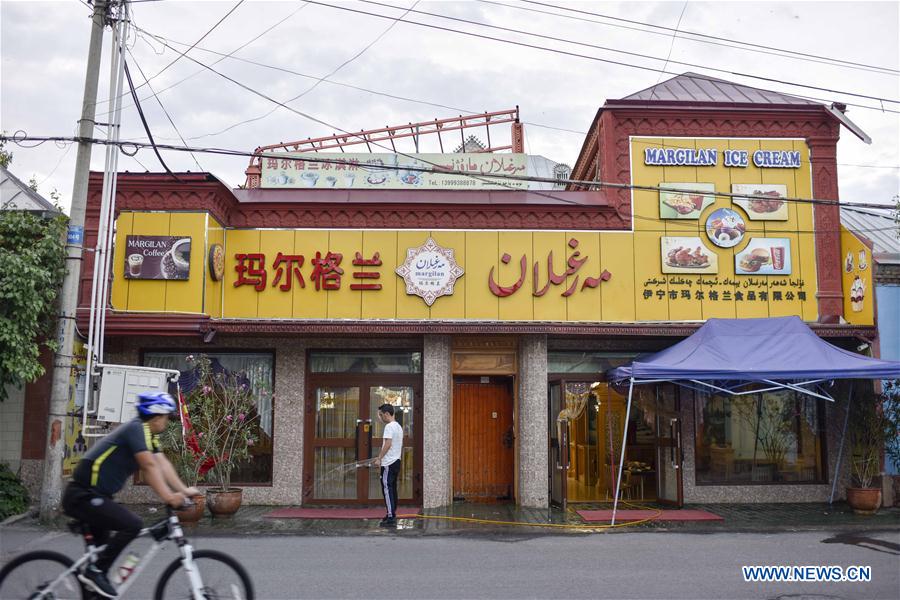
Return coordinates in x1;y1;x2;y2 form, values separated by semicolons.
612;378;635;526
830;381;853;505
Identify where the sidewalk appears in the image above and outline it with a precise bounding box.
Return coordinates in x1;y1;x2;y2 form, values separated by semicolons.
13;501;900;537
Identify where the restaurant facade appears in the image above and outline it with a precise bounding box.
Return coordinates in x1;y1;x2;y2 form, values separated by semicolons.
17;75;884;510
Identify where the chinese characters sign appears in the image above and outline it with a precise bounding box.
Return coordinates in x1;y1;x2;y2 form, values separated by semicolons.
259;152;528;190
124;235;191;280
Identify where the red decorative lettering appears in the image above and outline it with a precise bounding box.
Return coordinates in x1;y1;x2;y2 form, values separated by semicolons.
272;253;305;291
489;253;528;297
234;253;267;291
310;251;344;290
350;251;382;291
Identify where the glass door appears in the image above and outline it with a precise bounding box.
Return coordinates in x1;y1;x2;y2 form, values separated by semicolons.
367;385;416;502
308;386;366;501
655;386;683;507
548;382;567;510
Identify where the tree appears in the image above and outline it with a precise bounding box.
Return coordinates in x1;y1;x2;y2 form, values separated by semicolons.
0;154;67;400
0;134;12;168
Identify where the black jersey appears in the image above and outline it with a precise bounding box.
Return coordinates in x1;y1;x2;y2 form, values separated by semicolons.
71;418;160;496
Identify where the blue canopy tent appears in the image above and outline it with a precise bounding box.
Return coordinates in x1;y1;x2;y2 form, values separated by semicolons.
606;316;900;524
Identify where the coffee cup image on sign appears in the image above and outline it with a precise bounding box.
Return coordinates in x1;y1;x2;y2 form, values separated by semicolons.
301;172;319;187
161;239;191;279
127;253;144;277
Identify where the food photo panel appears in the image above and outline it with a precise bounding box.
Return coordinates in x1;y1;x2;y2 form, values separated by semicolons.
732;184;789;220
661;236;719;274
658;182;716;219
735;238;792;275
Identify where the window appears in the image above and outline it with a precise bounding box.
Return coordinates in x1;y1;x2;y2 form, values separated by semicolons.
694;390;825;485
309;351;422;374
548;352;635;374
143;352;274;485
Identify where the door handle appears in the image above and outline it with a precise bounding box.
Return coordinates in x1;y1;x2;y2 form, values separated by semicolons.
355;419;362;462
365;419;373;464
557;419;569;470
675;423;682;469
669;419;676;466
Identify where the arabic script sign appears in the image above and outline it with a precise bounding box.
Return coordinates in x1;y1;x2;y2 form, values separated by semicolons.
260;153;528;190
395;238;464;306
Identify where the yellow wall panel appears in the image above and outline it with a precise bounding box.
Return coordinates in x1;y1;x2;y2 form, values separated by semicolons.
464;231;499;320
205;215;225;319
361;230;398;319
110;212;133;311
630;137;663;232
224;229;260;318
661;138;700;236
325;230;363;319
396;231;433;320
291;230;329;319
634;232;669;321
600;233;635;322
841;226;874;325
256;229;296;319
496;231;533;321
428;231;466;320
126;212;170;312
165;213;205;313
565;232;602;322
531;232;567;321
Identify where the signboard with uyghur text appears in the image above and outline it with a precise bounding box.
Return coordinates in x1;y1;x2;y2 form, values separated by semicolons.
259;153;528;190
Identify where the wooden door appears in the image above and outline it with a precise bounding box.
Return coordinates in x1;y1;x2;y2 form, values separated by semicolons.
452;378;514;502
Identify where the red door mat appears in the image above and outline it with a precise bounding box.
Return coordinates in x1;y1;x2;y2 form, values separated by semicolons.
263;507;421;519
576;509;724;522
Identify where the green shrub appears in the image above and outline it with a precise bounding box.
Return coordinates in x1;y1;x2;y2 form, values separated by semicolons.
0;463;30;520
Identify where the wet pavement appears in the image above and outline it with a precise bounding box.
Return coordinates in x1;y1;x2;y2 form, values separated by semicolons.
14;501;900;537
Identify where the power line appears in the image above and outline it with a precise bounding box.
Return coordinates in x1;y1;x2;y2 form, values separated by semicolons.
93;1;310;119
122;58;179;179
347;0;899;106
127;29;900;173
288;0;900;114
520;0;899;75
125;47;203;171
193;0;421;141
92;0;245;112
6;133;899;218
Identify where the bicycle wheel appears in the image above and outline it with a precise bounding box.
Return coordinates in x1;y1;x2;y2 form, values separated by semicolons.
154;549;253;600
0;550;84;600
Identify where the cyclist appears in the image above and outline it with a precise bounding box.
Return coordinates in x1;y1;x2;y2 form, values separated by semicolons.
62;391;199;598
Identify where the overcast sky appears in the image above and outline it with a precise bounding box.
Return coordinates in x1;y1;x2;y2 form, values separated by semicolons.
2;0;898;214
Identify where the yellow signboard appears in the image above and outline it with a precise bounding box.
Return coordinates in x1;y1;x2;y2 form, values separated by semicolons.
110;137;831;324
840;226;874;326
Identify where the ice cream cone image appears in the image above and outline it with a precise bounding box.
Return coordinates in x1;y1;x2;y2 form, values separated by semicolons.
850;276;865;312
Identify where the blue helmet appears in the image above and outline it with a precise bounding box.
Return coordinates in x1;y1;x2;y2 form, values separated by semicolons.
136;391;177;417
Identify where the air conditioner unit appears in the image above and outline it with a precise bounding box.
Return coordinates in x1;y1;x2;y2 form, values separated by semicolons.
95;365;179;423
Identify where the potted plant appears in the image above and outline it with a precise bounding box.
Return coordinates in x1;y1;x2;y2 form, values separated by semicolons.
158;417;206;522
184;354;260;517
846;395;887;515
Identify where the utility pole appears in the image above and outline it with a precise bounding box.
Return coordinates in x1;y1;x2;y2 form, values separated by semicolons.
40;0;109;519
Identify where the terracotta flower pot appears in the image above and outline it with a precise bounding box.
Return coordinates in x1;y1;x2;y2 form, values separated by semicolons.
175;494;206;523
206;488;243;517
846;487;881;515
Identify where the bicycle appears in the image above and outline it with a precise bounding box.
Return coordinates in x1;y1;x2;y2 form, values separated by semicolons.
0;501;253;599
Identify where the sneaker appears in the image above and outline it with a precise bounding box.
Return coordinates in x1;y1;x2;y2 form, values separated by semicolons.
78;565;118;598
379;517;397;527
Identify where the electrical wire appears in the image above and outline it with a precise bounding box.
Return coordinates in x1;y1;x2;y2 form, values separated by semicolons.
353;0;899;106
126;28;900;173
5;133;899;221
122;57;180;180
92;0;246;111
308;0;900;109
648;2;688;101
93;1;311;119
125;47;204;171
519;0;899;75
194;0;422;141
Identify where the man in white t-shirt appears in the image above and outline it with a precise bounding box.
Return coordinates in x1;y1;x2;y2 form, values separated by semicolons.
374;403;403;527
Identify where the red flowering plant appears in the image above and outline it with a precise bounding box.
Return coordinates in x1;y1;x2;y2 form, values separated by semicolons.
183;354;260;492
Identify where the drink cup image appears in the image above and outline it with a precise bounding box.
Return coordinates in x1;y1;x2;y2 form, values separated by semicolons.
301;172;319;187
127;253;144;277
343;173;355;187
325;176;337;187
770;246;785;270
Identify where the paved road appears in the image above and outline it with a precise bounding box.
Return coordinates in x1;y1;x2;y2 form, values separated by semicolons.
1;525;898;599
